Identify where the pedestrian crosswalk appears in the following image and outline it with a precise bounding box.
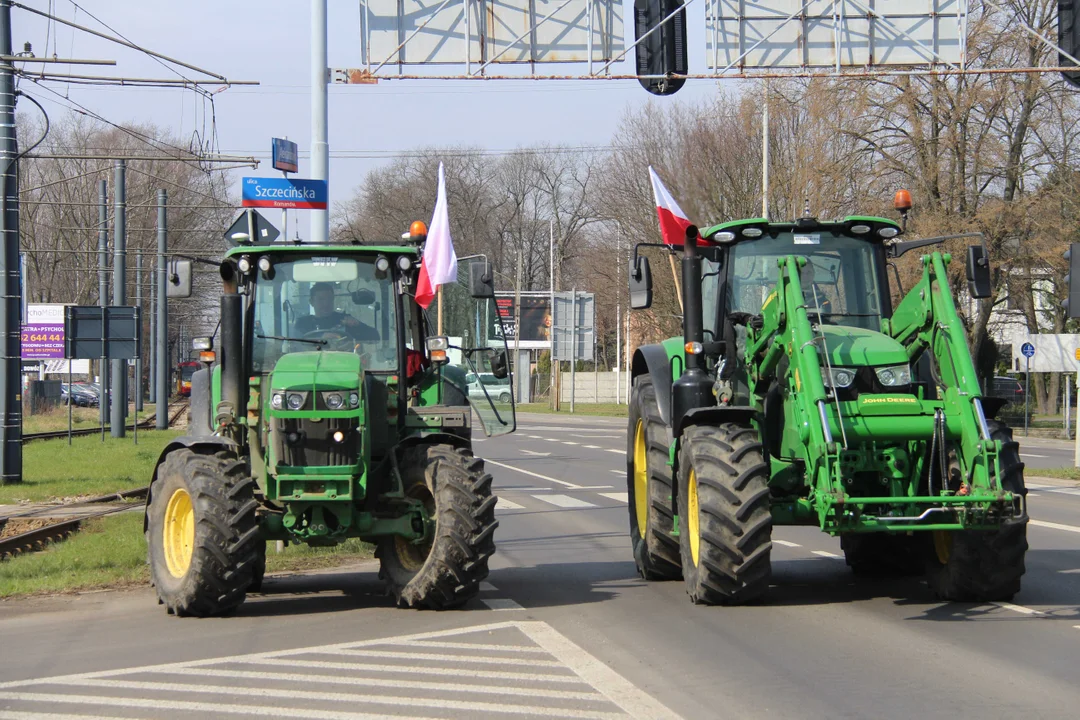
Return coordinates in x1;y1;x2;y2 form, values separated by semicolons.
0;622;680;720
493;489;629;513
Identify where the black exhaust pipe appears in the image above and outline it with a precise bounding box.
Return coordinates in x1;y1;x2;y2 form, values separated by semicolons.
220;293;245;421
672;225;715;430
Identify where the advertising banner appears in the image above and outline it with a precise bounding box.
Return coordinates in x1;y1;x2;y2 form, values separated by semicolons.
21;303;66;359
491;294;552;349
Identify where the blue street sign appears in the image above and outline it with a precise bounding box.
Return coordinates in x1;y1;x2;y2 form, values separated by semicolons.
1021;342;1035;358
242;177;327;210
272;138;298;173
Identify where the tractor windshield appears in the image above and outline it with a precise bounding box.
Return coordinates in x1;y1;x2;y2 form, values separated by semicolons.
728;232;885;331
250;256;398;374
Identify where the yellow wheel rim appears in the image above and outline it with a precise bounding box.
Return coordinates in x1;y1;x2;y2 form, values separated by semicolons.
163;488;195;579
932;530;952;565
633;419;649;538
688;469;701;567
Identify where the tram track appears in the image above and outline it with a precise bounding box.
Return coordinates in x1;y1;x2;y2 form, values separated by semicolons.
20;400;188;444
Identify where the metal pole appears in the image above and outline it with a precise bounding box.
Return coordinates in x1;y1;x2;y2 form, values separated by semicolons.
148;265;155;405
570;288;577;414
98;179;108;437
156;190;168;431
1074;372;1079;467
0;0;22;484
1065;376;1070;440
310;0;329;243
1024;355;1030;437
513;248;522;404
549;220;556;409
134;238;143;413
616;237;621;404
111;160;126;438
762;79;769;220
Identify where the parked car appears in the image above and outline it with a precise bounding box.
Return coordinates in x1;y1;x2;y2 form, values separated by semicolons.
990;376;1026;406
465;372;512;404
61;383;99;407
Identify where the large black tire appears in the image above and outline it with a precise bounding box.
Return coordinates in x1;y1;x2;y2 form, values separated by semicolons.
626;375;681;580
377;444;497;609
841;533;924;576
249;542;267;593
147;448;261;617
926;421;1028;601
677;424;772;605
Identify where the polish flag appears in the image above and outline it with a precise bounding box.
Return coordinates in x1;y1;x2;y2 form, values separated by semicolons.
649;166;704;246
415;162;457;309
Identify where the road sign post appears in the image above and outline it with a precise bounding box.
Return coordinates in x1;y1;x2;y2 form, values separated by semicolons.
1021;342;1035;436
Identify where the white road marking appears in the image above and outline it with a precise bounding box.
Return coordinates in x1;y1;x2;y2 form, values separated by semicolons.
401;640;548;654
586;445;603;449
1030;519;1080;534
992;602;1045;616
812;550;842;559
526;435;543;439
480;598;526;611
166;666;597;700
44;680;622;720
521;449;551;457
523;622;683;720
479;581;499;592
605;449;625;455
1058;568;1080;574
328;649;560;667
533;494;598;509
563;441;580;445
774;540;801;548
610;469;623;474
240;658;582;683
0;713;133;720
1027;493;1041;498
496;498;526;510
545;438;561;442
485;459;585;489
1020;453;1048;458
599;492;629;503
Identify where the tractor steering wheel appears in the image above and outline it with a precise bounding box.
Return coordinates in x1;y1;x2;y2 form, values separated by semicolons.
302;325;353;351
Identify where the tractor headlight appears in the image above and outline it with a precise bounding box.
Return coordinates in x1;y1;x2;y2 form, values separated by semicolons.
822;367;856;389
237;255;253;274
324;392;344;410
348;392;359;408
396;255;412;272
286;392;306;410
875;364;912;387
271;392;285;410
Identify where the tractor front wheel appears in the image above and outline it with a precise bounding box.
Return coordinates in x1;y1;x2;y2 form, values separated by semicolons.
377;444;498;609
147;448;262;617
677;423;772;605
626;375;681;580
926;421;1028;601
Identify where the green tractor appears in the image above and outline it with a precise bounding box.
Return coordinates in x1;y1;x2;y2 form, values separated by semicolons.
145;221;515;616
626;196;1027;605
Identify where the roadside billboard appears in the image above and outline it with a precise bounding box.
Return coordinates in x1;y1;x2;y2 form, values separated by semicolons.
491;293;552;349
21;303;66;359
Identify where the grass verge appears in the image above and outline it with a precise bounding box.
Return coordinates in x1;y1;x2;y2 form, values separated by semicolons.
22;403;161;435
517;402;628;417
0;430;182;504
0;511;374;599
1025;467;1080;481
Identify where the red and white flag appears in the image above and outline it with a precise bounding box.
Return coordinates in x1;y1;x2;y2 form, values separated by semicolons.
649;166;704;246
416;162;457;309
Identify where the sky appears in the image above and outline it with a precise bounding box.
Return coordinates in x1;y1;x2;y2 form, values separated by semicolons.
12;0;733;237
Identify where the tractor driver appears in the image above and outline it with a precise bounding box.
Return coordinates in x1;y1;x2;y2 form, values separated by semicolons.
800;261;833;315
294;282;379;342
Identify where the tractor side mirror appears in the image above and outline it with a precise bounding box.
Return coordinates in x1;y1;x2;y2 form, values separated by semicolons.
470;261;495;299
490;350;509;379
966;245;992;299
629;256;653;309
167;259;193;298
351;289;376;305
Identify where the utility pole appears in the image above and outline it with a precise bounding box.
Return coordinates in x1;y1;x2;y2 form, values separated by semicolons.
156;190;168;431
97;179;108;431
513;247;522;404
134;236;143;413
0;0;21;484
148;264;155;404
762;79;770;220
111;160;126;438
310;0;329;243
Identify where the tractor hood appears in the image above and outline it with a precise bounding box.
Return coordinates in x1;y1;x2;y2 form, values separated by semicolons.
270;351;363;392
817;325;908;368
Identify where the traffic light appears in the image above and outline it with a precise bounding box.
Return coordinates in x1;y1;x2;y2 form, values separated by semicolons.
1059;1;1080;88
634;0;688;96
1065;243;1080;318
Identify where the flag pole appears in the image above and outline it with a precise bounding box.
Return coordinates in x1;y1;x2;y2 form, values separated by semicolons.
669;254;684;313
437;286;444;335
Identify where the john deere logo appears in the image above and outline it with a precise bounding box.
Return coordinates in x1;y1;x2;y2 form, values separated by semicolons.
862;397;917;404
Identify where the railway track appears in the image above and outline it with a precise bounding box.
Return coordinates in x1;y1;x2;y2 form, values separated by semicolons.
21;400;189;444
0;488;148;560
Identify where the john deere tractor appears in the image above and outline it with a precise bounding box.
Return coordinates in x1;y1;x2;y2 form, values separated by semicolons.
626;196;1027;605
145;220;515;616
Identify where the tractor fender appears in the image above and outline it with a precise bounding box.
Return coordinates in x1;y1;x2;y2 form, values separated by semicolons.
395;432;472;456
676;406;760;439
632;344;674;427
143;436;239;532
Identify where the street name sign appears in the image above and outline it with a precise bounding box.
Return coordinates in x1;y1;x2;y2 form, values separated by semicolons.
242;177;327;210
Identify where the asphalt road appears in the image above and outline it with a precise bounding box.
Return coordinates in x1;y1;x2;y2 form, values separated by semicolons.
1;412;1079;719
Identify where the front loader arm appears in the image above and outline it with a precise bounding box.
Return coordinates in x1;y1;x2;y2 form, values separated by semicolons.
889;251;999;492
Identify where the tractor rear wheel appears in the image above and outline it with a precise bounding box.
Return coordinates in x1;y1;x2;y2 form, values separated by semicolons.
377;444;498;609
677;423;772;605
626;375;682;580
841;533;924;576
147;448;261;617
926;421;1028;601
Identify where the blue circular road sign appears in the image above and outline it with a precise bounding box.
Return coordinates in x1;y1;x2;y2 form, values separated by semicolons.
1021;342;1035;358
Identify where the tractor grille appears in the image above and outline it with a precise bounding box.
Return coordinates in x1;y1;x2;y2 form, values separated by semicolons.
273;416;360;467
